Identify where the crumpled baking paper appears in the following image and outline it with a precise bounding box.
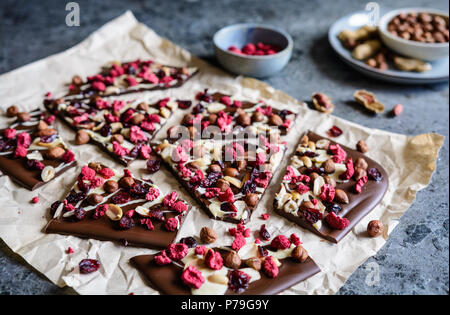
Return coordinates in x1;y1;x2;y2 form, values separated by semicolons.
0;11;444;295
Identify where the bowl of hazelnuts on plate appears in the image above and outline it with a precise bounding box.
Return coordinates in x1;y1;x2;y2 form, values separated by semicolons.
378;7;449;61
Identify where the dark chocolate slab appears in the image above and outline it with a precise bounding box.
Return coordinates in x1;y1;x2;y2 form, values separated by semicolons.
274;131;389;243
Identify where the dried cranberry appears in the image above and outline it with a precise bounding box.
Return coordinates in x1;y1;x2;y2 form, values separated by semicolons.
129;183;149;198
299;151;319;158
50;201;62;216
303;208;323;224
179;236;197;248
79;259;101;274
241;180;256;194
258;245;268;257
259;224;271;241
148;208;165;221
192;103;204;114
228;270;251;293
278;109;293;120
119;215;135;230
201;171;221;187
72;208;86;221
25;159;45;170
328;126;343;137
322;200;342;214
146;159;161;174
110;192;131;205
39;134;57;143
177;100;192;109
220;202;237;214
305;167;326;175
129;144;141;158
65;192;87;203
368;168;382;181
99;124;112;137
0;139;13;152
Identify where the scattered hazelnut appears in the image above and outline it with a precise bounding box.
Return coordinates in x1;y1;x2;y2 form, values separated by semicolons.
36;120;49;131
130;113;145;125
72;75;83;85
37;128;57;137
223;167;238;177
309;172;320;181
88;162;102;172
323;175;337;188
244;193;258;207
324;159;335;174
46;147;65;160
252;111;264;122
291;245;309;263
137;102;149;112
236;160;247;172
200;227;217;244
367;220;384;237
223;251;242;269
355;157;368;170
6;105;19;117
268;114;283;126
87;193;103;205
75;130;90;145
356;140;369;153
186;161;201;171
119;176;135;189
245;257;262;271
188;126;198;138
17;112;31;122
209;164;222;173
111;134;124;144
215;179;230;192
334;189;349;204
237;113;251;126
208;114;218;124
354;167;367;181
300;200;316;210
300;135;309;147
104;180;119;193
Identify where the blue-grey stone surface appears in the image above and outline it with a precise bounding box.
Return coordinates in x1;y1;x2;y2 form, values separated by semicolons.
0;0;448;295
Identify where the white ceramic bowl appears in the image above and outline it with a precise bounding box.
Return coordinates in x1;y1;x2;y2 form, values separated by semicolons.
378;8;449;61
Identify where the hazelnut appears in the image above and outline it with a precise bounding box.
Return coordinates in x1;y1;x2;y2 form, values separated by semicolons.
236;160;247;172
334;189;349;204
323;175;337;188
223;167;238;177
200;227;217;244
186;161;201;171
208;114;218;124
356;140;369;153
309;172;319;181
17;112;31;122
300;135;309;147
323;159;335;174
130;113;145;125
37;128;57;137
355;157;368;170
367;220;384;237
300;200;315;210
252;111;264;122
268;114;283;126
87;193;103;205
182;114;195;126
245;257;261;271
137;102;149;112
75;130;90;145
111;134;124;144
291;245;309;263
88;162;102;172
215;179;230;192
104;180;119;193
72;75;83;85
223;251;241;269
209;164;222;173
119;176;135;189
46;147;65;160
192;145;207;158
188;126;198;138
36;120;49;131
244;193;258;207
354;167;367;181
237;113;251;126
6;105;19;117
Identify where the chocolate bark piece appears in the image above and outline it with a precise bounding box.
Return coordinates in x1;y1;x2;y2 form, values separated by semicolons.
44;164;191;249
0;109;76;190
273;131;389;243
130;241;320;295
153;91;296;224
64;59;198;100
44;96;181;165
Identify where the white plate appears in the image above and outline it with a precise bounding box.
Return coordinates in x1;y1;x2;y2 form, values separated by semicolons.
328;11;449;84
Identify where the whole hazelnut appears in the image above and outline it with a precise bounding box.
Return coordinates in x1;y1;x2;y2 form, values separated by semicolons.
111;134;124;144
301;200;315;210
137;102;149;112
17;112;31;122
186;161;201;171
46;147;65;160
355;157;368;170
367;220;384;237
237;113;251;126
334;189;349;204
291;245;309;263
252;111;264;122
236;160;247;172
223;167;238;177
200;227;217;244
188;126;198;138
215;179;230;192
88;162;102;172
300;135;309;147
354;167;367;181
356;140;369;153
244;193;258;208
182;114;195;126
104;180;119;193
323;175;337;188
208;114;218;124
209;164;222;173
223;251;241;269
72;75;83;85
268;114;283;126
324;159;335;174
119;176;135;189
6;105;19;117
36;120;49;131
87;193;103;205
309;172;320;181
130;113;145;125
37;128;57;137
245;257;262;271
75;130;90;145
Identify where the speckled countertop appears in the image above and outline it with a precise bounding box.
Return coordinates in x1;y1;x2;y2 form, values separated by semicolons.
0;0;448;295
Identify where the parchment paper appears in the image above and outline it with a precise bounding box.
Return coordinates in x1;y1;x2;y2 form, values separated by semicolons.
0;11;444;295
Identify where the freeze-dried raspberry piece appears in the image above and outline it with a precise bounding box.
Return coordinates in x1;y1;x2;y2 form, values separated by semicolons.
255;152;266;166
282;119;291;129
165;217;178;231
31;196;39;204
163;191;178;207
112;141;130;156
181;266;205;289
325;212;349;230
96;99;111;110
171;146;188;163
129;126;147;143
145;187;160;201
339;158;354;180
147;114;161;123
104;113;119;123
290;233;302;246
91;81;106;91
328;126;343;137
79;259;101;274
329;144;347;164
14;146;27;158
67;247;75;254
93;204;108;220
154;250;172;265
167;243;188;260
73;113;89;125
123;169;132;178
160;76;173;85
157;98;170;108
232;232;246;251
172;201;188;213
17;132;31;148
141;121;155;133
218;188;235;203
283;166;296;181
97;167;114;179
355;176;368;194
90;176;104;188
254;171;271;188
189;169;204;185
204;249;223;270
233;100;242;108
204;187;221;199
178;164;192;178
44;115;56;125
270;235;291;250
220;96;232;106
112;100;125;112
61;150;75;163
140;218;154;231
261;213;270;220
80;166;96;181
296;183;310;194
195;245;206;256
3;128;16;139
216;111;233;132
320;184;335;202
263;256;279;278
292;174;311;184
126;76;138;86
139;145;151;159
